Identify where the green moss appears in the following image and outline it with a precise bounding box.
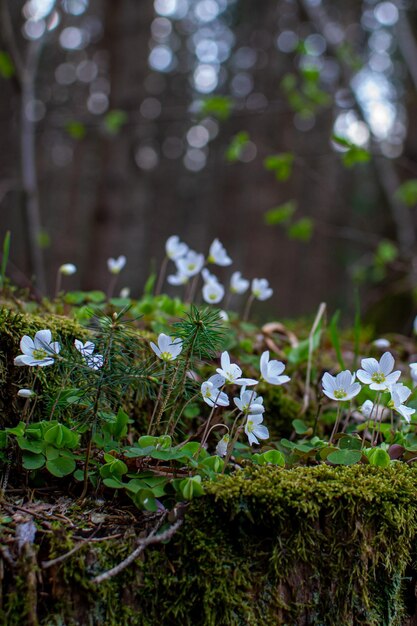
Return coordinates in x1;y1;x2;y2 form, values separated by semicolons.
3;464;417;625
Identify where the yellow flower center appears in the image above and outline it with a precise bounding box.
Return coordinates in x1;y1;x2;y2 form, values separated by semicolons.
334;389;347;399
33;349;48;360
371;372;385;384
247;420;254;433
160;351;173;361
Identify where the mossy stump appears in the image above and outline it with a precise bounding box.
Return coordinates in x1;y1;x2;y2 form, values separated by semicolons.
2;464;417;625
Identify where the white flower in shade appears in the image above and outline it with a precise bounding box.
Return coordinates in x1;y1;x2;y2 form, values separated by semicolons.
201;374;229;407
177;250;205;277
216;351;257;386
219;310;229;322
150;333;183;362
59;263;77;275
167;269;189;286
414;316;417;335
360;400;374;418
107;256;126;274
251;278;273;301
17;389;35;398
260;351;290;386
322;370;361;401
166;235;188;260
119;287;131;298
373;338;391;349
389;383;415;423
14;330;60;367
234;387;265;415
202;268;219;285
356;352;400;391
230;271;249;295
202;281;225;304
74;340;104;370
245;414;269;446
208;239;232;266
409;363;417;387
216;434;229;457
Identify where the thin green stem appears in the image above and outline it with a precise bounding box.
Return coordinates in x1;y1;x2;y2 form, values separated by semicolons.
329;403;342;444
148;363;167;435
243;294;255;322
155;256;168;296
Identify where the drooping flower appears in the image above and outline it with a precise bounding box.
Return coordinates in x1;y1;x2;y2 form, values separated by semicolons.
14;330;60;367
176;250;205;277
356;352;400;391
74;340;104;370
59;263;77;275
360;400;374;418
167;269;189;285
230;271;249;295
201;374;229;407
260;351;290;386
322;370;361;401
245;414;269;446
107;256;127;274
409;363;417;387
234;387;265;415
208;239;232;266
389;383;415;423
17;389;36;398
202;268;219;285
150;333;183;362
202;281;225;304
216;434;229;457
166;235;188;260
216;351;257;386
251;278;273;301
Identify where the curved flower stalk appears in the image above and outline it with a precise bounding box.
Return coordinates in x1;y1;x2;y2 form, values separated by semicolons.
150;334;183;362
14;330;60;367
243;278;273;321
208;238;232;266
55;263;77;297
260;351;290;386
356;352;400;391
389;383;415;423
216;434;230;457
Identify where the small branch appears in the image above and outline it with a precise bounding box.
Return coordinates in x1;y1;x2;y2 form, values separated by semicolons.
42;533;123;569
91;515;182;585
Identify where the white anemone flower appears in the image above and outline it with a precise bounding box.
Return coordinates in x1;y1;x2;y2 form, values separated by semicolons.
202;268;219;285
208;238;232;266
14;330;60;367
150;333;183;362
216;351;257;386
74;340;104;370
59;263;77;275
360;400;374;418
119;287;131;298
166;235;188;260
17;389;36;398
356;352;400;391
251;278;273;301
201;374;229;407
216;434;229;457
202;281;225;304
409;363;417;387
107;255;126;274
245;414;269;446
260;351;290;386
322;370;361;401
373;338;391;349
219;310;229;322
234;387;265;415
389;383;415;423
167;269;189;286
230;271;249;295
177;250;205;277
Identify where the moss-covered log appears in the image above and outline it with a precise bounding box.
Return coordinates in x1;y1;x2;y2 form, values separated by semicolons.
2;464;417;625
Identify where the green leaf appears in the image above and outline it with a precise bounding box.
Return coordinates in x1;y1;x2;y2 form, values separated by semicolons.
104;109;128;134
183;403;200;418
17;437;44;454
395;179;417;207
225;131;250;162
260;450;285;466
367;448;391;468
327;449;362;465
200;95;233;121
22;452;45;470
46;456;76;477
103;477;125;489
338;435;362;450
199;455;224;473
180;475;204;500
66;120;86;140
0;51;14;78
144;272;156;296
6;422;26;437
292;419;311;435
374;240;398;265
287;325;321;365
264;201;297;226
263;153;294;181
287;217;313;241
0;230;11;289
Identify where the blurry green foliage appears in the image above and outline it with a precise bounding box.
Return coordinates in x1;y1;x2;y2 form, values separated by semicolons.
263;153;294;181
332;135;371;168
395;179;417;207
37;230;51;249
199;95;233;120
281;68;331;118
0;51;14;78
104;110;128;135
226;131;250;162
66;120;86;140
288;217;314;241
264;201;297;225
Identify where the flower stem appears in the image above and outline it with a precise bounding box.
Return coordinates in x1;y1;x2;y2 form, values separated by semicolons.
148;363;167;435
243;294;255;322
223;412;244;471
155;256;168;296
329;403;342;444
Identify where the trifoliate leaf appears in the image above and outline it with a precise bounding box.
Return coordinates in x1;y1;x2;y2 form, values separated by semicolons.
327;449;362;465
46;456;76;477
